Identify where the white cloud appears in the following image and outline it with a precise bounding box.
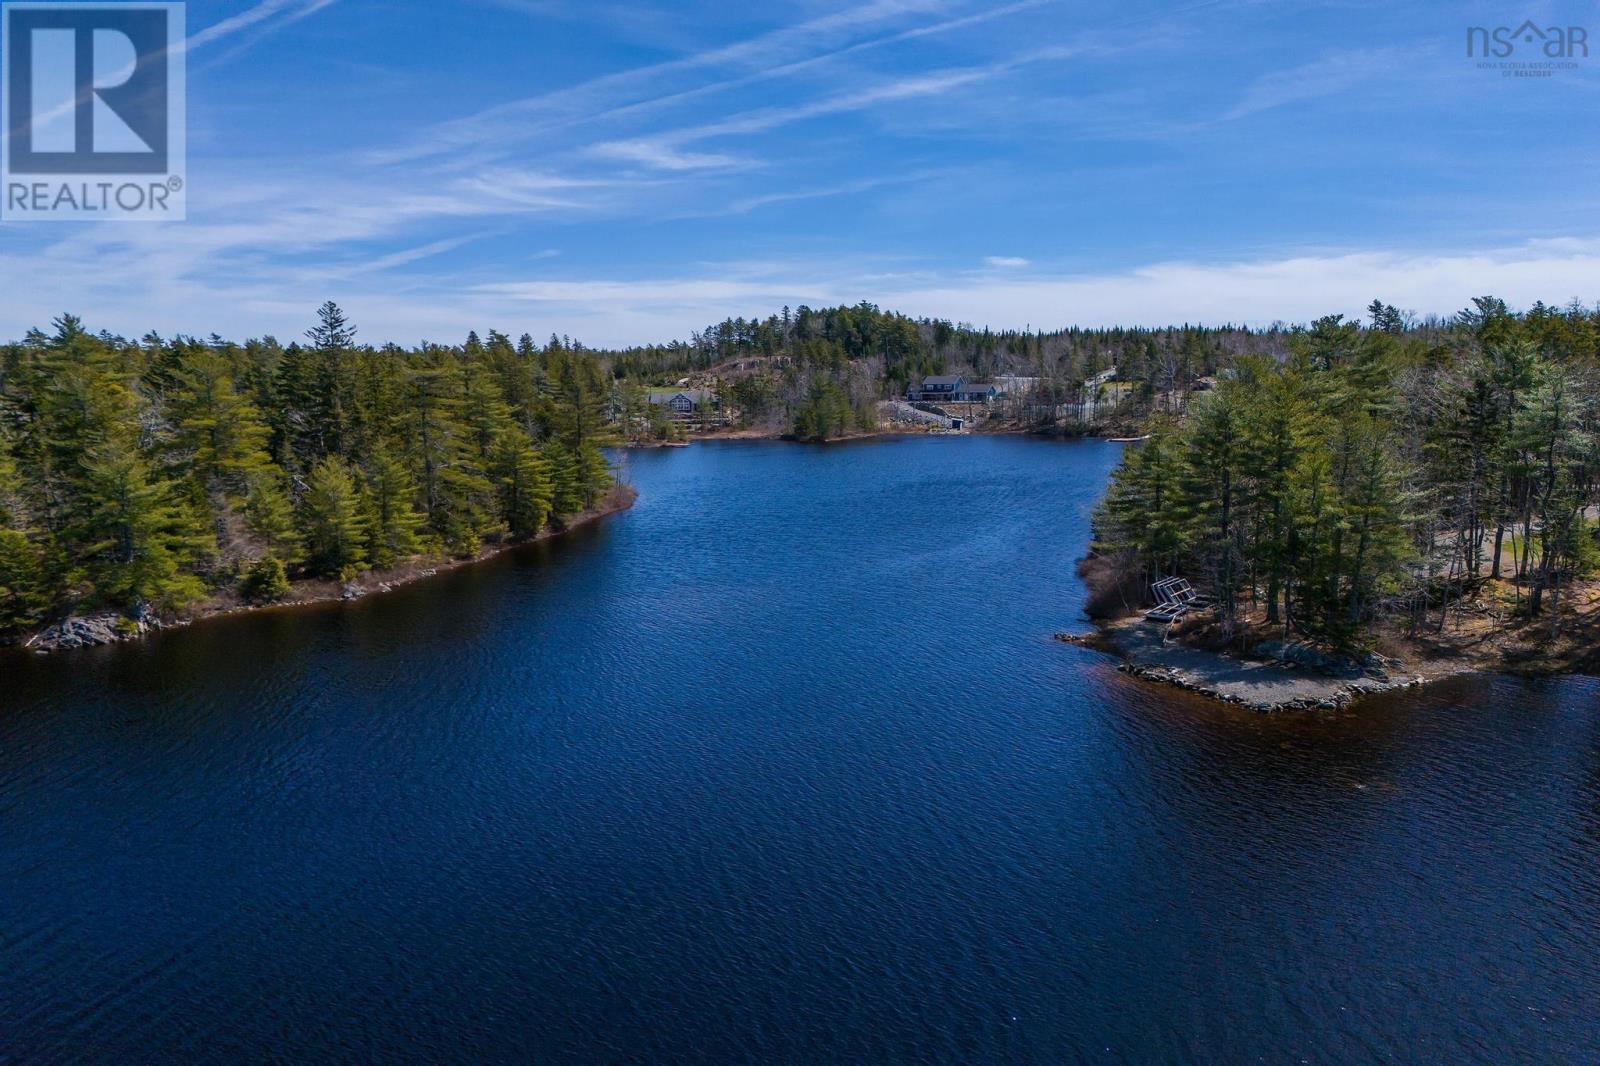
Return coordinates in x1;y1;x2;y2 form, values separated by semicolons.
374;0;958;164
7;238;1599;348
984;256;1030;267
182;0;339;52
1224;47;1413;121
588;141;747;172
878;243;1600;331
622;47;1076;154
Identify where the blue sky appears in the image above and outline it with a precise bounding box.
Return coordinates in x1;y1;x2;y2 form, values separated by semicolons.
4;0;1599;345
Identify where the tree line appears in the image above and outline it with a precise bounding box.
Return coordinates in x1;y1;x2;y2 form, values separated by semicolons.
1093;297;1600;647
0;303;614;638
601;301;1333;438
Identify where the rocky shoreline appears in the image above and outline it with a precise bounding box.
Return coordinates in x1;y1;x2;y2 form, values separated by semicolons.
20;486;638;655
1057;618;1464;712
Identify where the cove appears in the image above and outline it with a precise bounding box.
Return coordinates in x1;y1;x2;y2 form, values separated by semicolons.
3;436;1598;1062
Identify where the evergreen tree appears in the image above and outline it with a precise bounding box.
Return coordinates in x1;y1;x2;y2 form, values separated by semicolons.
543;442;583;516
363;448;425;568
490;428;554;536
240;555;291;603
169;350;274;492
73;447;210;610
300;457;368;576
576;440;612;508
0;443;48;631
243;474;303;563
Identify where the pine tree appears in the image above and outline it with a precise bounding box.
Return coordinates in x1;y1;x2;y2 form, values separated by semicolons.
240;555;291;603
73;447;210;610
0;443;48;632
404;356;494;551
168;349;274;493
460;359;515;461
306;301;359;459
1179;390;1246;631
299;457;368;577
576;440;612;508
363;448;425;568
270;342;319;472
490;428;554;536
542;442;583;516
243;473;302;563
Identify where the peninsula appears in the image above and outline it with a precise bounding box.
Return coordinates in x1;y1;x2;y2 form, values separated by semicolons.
1075;297;1600;709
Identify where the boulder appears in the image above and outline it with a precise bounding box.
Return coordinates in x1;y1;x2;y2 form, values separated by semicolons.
30;614;124;652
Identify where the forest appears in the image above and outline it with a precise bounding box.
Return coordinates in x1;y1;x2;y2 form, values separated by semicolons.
0;303;615;640
607;300;1313;438
5;294;1598;650
1092;298;1600;648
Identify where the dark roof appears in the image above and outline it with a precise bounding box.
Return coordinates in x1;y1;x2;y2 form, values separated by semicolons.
922;375;963;386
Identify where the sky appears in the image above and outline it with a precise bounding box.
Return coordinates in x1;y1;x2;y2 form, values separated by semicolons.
2;0;1599;346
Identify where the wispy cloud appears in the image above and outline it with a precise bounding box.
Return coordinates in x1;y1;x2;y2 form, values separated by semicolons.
710;170;948;216
589;141;747;172
374;0;957;165
9;237;1599;348
1224;46;1413;120
183;0;340;52
4;0;1585;351
594;46;1079;168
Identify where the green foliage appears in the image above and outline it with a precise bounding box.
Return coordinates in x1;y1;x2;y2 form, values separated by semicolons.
363;448;425;569
300;457;368;577
575;441;612;507
241;555;291;603
543;442;584;517
0;528;49;632
793;379;853;440
490;428;554;536
168;350;273;491
73;447;210;611
1096;298;1600;645
243;474;302;563
0;304;627;639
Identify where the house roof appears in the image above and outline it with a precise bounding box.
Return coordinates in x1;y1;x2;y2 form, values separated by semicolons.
647;389;711;403
922;375;963;386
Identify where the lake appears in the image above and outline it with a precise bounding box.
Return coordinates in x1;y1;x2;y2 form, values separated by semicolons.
3;436;1599;1062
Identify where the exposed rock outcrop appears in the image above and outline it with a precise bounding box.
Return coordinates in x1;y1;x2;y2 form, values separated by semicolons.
28;608;162;652
1067;618;1449;713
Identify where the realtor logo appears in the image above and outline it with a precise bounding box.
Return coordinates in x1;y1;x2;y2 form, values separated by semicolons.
2;2;185;220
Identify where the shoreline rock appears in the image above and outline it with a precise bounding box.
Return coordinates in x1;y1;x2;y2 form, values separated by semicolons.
1061;618;1453;713
1112;658;1431;713
28;612;152;652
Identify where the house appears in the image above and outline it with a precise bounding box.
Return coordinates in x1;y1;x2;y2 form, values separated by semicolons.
910;374;963;401
908;374;964;402
954;382;998;404
647;388;716;420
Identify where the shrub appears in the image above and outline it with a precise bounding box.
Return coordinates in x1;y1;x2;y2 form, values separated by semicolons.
241;555;291;603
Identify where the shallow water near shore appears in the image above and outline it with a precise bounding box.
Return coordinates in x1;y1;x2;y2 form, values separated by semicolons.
3;436;1599;1062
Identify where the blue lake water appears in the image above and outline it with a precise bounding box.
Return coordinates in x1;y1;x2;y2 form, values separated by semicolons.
3;436;1599;1062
